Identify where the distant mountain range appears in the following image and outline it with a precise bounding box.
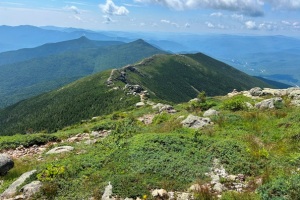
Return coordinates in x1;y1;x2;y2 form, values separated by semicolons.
1;25;299;86
0;25;129;53
0;37;165;108
0;53;272;135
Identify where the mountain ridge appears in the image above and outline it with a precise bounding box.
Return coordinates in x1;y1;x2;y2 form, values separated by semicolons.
0;53;273;135
0;38;165;108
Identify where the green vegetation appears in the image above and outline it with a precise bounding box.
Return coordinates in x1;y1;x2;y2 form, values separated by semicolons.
0;38;165;108
0;70;139;135
124;54;271;103
0;53;273;136
0;93;299;199
0;52;297;199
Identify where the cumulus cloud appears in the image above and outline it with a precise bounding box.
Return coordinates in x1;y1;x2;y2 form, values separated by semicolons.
245;20;257;29
64;5;80;14
135;0;264;16
99;0;129;16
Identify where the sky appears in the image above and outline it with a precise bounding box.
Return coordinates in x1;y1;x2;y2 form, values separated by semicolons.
0;0;300;36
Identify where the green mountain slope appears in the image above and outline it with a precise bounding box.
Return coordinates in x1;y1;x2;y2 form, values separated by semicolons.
0;39;165;108
0;36;124;66
0;53;273;135
0;70;139;135
114;53;271;103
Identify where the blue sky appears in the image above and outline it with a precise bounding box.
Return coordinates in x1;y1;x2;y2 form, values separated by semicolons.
0;0;300;36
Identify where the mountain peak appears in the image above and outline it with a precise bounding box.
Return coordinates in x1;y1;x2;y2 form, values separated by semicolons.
78;36;89;41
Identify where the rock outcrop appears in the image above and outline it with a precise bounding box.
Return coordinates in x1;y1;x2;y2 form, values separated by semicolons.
181;115;212;129
46;146;74;154
20;181;42;199
0;170;37;199
152;103;176;113
255;97;283;110
0;154;14;176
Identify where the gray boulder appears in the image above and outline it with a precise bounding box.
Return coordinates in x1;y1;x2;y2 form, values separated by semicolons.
151;189;169;199
291;100;300;107
255;97;283;110
46;146;74;154
203;109;219;117
250;87;262;96
20;181;42;198
0;170;36;199
0;154;14;176
288;89;300;100
181;115;212;129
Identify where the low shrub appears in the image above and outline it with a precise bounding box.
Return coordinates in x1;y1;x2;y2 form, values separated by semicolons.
222;95;248;111
257;173;300;200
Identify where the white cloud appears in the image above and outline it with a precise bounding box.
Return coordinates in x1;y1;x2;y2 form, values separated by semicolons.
185;23;191;28
245;20;257;29
210;12;223;17
160;19;171;23
135;0;264;16
99;0;129;16
64;5;80;14
258;22;277;30
205;22;215;28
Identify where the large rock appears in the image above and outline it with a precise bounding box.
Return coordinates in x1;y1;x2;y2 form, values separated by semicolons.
181;115;212;129
288;89;300;100
152;103;176;113
0;154;14;176
261;88;287;96
0;170;36;199
250;87;262;96
46;146;74;154
20;181;42;198
203;109;219;117
291;100;300;106
255;97;283;110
